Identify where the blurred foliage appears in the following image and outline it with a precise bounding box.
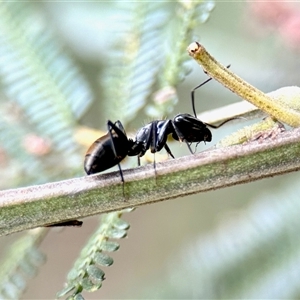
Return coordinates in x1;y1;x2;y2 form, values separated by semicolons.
0;2;93;187
56;209;132;299
0;228;47;300
1;1;300;300
138;175;300;299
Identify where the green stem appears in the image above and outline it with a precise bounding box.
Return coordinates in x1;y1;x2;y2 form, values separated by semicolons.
1;127;300;236
187;42;300;127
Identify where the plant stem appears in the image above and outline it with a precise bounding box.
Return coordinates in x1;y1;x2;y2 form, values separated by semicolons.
1;127;300;236
187;42;300;127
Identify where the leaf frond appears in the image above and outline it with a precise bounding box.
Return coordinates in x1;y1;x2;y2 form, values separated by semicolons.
0;228;48;300
145;0;215;118
0;2;93;152
56;209;133;299
101;2;169;123
0;117;49;185
161;0;215;87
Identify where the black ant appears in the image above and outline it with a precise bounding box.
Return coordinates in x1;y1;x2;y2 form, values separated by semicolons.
84;75;234;183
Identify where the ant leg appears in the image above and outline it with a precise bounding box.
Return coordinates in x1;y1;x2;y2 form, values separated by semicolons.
149;121;158;181
164;143;175;159
153;153;157;184
184;141;194;154
191;64;231;118
106;121;125;197
116;163;125;197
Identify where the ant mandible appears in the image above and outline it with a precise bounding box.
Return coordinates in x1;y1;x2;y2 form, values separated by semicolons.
84;76;233;182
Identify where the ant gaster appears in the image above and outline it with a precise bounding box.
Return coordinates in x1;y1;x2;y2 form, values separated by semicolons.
84;120;134;182
84;76;233;183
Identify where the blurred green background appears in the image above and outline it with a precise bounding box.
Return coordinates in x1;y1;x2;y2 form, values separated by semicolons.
1;1;300;299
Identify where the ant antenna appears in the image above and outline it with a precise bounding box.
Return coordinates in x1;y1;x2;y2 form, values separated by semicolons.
191;77;213;118
191;64;231;118
205;116;247;129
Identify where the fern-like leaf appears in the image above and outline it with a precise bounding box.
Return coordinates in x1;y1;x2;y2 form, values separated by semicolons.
162;0;215;86
145;0;216;119
0;2;93;187
0;228;48;300
56;209;133;299
101;2;169;123
0;2;92;152
0;117;50;185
